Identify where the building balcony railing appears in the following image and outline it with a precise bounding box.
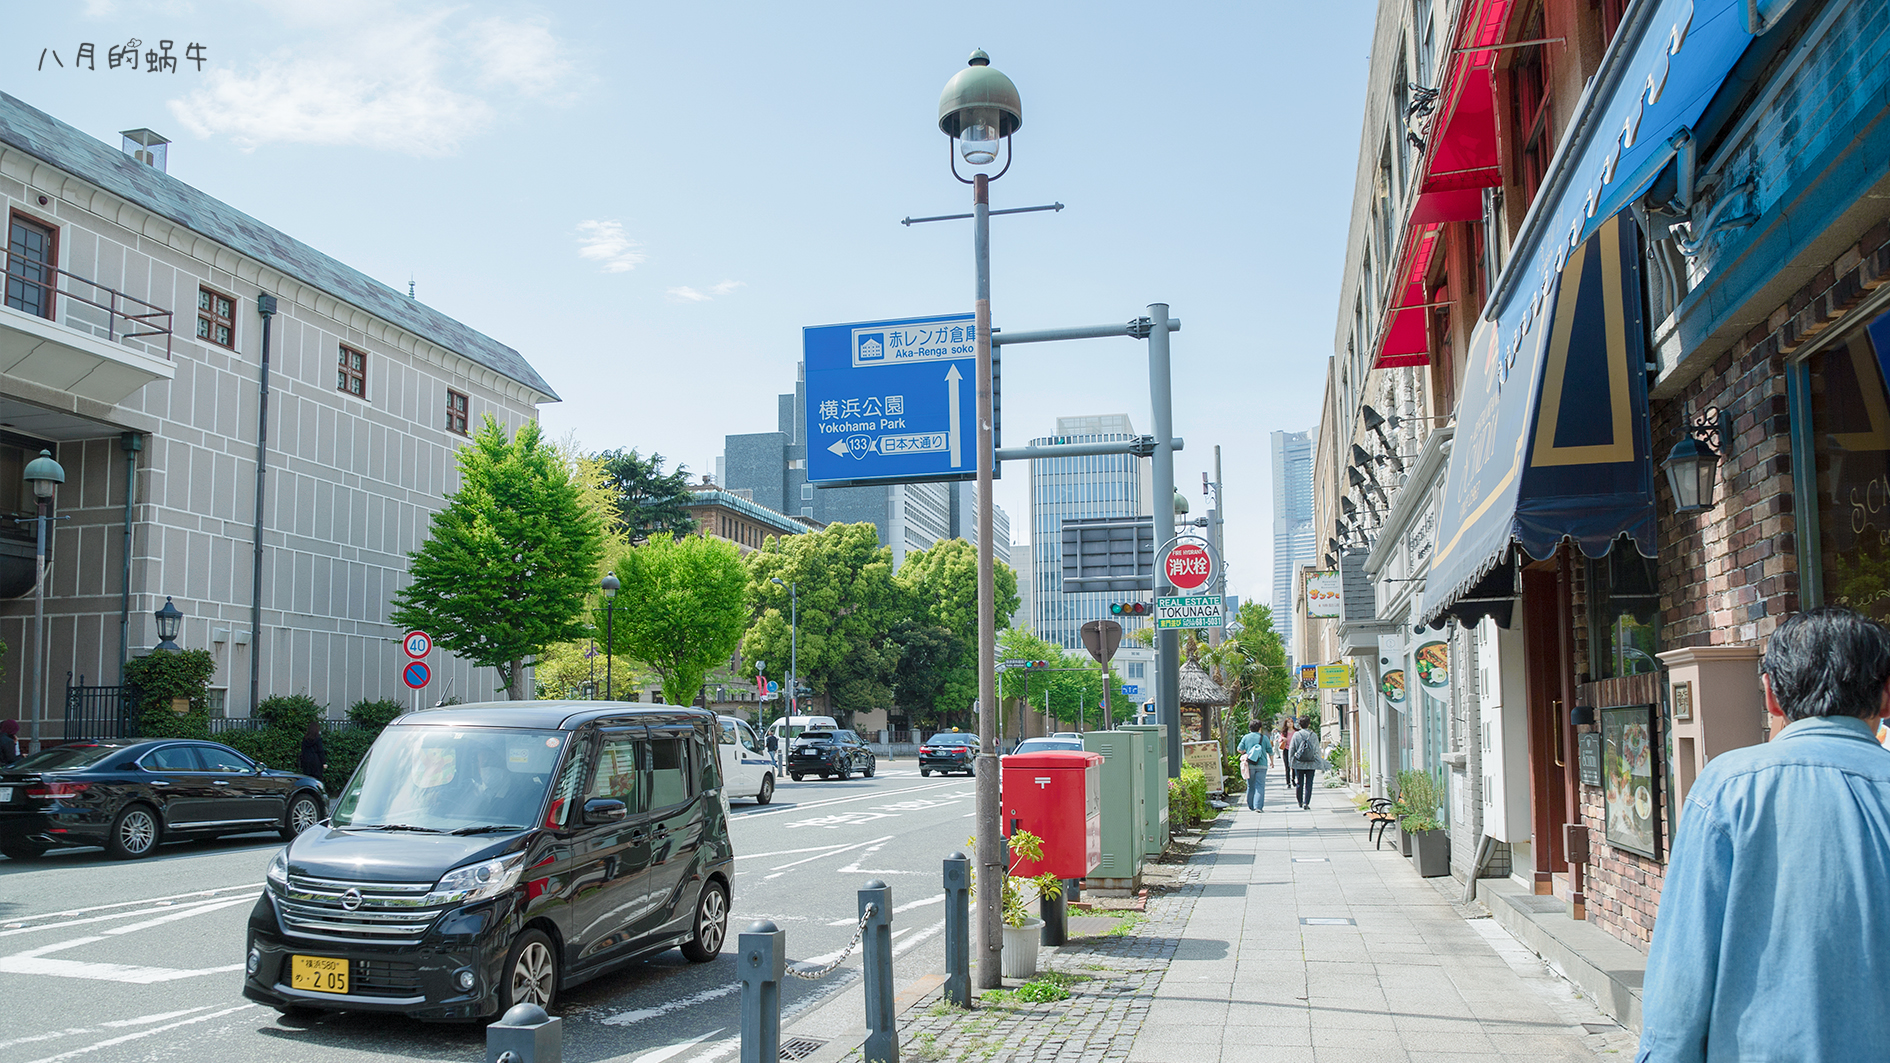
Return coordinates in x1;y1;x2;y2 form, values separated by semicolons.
4;247;174;358
1;247;176;408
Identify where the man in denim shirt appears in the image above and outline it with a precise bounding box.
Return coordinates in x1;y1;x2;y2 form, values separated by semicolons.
1637;607;1890;1062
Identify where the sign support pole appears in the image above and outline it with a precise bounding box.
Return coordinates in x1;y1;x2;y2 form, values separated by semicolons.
1148;303;1182;778
972;172;1003;991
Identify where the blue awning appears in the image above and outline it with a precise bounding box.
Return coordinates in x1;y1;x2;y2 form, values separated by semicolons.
1417;0;1756;624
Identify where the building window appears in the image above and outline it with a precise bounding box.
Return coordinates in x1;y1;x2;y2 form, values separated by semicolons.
1801;309;1890;620
338;344;367;399
207;688;228;719
1587;539;1660;679
6;212;58;320
801;483;814;500
446;389;469;434
1509;5;1553;202
1128;662;1146;679
196;286;235;348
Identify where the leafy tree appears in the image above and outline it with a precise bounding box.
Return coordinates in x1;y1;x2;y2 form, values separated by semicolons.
996;628;1127;731
893;538;1019;721
533;638;642;700
595;448;697;543
744;523;901;717
600;534;748;706
391;417;606;699
887;619;958;730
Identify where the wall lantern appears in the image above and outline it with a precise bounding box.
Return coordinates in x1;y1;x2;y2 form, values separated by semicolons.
1570;703;1597;728
153;596;184;653
1662;405;1729;513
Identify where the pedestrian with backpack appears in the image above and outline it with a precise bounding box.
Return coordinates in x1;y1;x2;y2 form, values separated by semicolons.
1236;720;1272;811
1289;716;1322;810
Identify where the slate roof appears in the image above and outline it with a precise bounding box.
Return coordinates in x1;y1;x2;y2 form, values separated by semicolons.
0;91;556;400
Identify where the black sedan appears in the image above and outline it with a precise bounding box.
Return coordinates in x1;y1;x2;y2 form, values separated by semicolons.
787;729;876;781
0;739;326;860
919;733;981;777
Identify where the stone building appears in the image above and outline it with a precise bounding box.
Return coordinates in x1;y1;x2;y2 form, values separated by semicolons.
1310;0;1890;1023
0;92;554;737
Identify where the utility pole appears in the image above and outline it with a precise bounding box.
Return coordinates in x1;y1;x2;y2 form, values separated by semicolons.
1149;303;1182;779
1206;445;1226;648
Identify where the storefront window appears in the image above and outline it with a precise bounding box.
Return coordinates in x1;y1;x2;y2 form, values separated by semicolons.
1588;540;1660;678
1805;310;1890;621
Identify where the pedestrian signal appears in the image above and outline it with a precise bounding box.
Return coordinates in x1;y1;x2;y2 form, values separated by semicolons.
1109;602;1150;616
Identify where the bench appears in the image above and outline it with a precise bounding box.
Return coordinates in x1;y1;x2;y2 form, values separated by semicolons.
1364;798;1398;849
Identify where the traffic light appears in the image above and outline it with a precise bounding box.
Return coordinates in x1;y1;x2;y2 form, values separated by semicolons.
1109;601;1150;617
1023;660;1050;670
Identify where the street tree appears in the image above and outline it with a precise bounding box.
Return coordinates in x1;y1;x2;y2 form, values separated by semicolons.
391;418;606;699
996;628;1127;732
893;538;1019;721
600;533;748;706
594;448;697;542
744;523;901;716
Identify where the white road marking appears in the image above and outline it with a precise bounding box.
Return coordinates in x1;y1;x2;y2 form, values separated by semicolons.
785;811;897;830
838;840;916;876
766;836;892;872
19;1003;256;1063
735;779;962;820
0;890;259;939
825;892;943;925
893;919;945;955
626;1028;726;1063
0;1005;224;1050
735;842;860;861
0;935;245;984
103;897;252;935
600;984;739;1026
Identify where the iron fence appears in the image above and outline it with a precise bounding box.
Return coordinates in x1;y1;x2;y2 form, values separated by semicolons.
63;675;137;741
207;716;357;735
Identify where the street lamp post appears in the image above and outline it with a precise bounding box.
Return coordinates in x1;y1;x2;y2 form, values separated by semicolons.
601;572;619;699
939;48;1022;992
772;577;798;740
21;450;64;754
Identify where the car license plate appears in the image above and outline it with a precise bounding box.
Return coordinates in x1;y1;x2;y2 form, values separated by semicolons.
0;787;10;802
290;955;348;994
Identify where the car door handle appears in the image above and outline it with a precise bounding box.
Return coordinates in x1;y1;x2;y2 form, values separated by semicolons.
149;780;170;787
212;780;230;786
628;830;649;843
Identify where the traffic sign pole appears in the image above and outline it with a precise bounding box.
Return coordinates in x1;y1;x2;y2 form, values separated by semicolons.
972;170;1003;992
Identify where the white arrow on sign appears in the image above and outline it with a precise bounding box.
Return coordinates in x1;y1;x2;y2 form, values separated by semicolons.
945;364;962;467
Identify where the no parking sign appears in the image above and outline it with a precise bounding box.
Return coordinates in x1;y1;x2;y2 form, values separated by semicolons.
403;660;431;689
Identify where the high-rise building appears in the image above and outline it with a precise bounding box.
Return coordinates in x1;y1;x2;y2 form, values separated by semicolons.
1271;429;1315;659
949;481;1011;568
1028;414;1151;651
720;363;1005;569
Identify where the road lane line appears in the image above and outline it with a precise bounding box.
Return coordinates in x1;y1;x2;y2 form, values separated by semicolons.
0;890;259;938
0;884;259;927
893;919;945;955
734;779;962;819
102;897;252;935
19;1003;256;1063
734;842;859;861
0;934;246;984
626;1027;725;1062
766;836;892;872
599;983;740;1026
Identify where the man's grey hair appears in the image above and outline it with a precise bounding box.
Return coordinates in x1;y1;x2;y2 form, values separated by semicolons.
1761;607;1890;721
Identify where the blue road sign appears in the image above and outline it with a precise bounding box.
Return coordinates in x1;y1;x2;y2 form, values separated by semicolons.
805;313;977;487
1121;684;1140;698
403;660;431;689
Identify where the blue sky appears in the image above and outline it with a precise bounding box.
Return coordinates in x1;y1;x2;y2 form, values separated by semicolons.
6;0;1376;614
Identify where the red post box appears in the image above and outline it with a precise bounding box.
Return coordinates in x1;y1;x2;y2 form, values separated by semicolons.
1000;750;1103;879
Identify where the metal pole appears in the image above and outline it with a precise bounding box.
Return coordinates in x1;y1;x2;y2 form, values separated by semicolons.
1209;445;1225;649
29;498;47;753
738;919;785;1063
250;294;276;714
973;170;1003;990
605;601;614;699
943;852;971;1006
118;432;140;684
1040;882;1067;946
1149;303;1182;778
860;880;897;1063
789;584;798;731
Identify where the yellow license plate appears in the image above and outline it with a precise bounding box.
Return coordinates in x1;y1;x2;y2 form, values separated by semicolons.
290;955;349;994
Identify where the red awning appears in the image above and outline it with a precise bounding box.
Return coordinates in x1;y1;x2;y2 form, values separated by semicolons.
1373;0;1513;370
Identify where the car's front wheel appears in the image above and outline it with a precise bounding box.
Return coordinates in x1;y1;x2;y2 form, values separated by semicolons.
863;758;876;779
281;794;322;839
791;774;803;782
920;768;931;777
756;774;774;805
680;880;729;963
106;804;161;859
498;929;558;1014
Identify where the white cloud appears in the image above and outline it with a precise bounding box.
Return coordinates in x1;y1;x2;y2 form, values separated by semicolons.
166;6;575;156
667;281;745;302
576;220;646;273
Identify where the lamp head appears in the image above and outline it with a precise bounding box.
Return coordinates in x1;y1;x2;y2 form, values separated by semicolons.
1361;405;1386;432
938;50;1022;166
153;595;184;652
601;572;620;599
1173;490;1190;516
23;449;64;501
1661;435;1718;513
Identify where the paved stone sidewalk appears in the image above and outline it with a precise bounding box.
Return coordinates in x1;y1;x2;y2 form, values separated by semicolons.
860;771;1642;1063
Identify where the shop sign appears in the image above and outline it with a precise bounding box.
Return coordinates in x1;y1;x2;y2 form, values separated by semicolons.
1315;663;1352;689
1578;732;1603;787
1306;570;1342;618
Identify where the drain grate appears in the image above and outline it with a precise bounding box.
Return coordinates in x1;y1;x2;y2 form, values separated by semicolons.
779;1036;829;1061
1291;857;1329;863
1300;916;1356;925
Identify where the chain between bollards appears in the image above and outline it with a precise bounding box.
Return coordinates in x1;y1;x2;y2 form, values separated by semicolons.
782;902;876;980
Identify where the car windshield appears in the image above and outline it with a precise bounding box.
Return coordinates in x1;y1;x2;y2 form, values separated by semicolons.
1017;740;1082;753
331;726;565;832
794;733;835;745
9;744;124;771
926;734;976;746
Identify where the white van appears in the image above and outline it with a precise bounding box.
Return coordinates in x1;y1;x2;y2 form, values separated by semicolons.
768;715;839;745
716;715;777;804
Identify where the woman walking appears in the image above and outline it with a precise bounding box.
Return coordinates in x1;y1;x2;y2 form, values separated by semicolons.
1276;719;1294;805
1236;720;1271;811
298;720;326;792
1289;715;1322;810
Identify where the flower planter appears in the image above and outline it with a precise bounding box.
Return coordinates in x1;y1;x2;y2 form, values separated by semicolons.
1001;918;1044;979
1398;825;1414;857
1409;828;1449;878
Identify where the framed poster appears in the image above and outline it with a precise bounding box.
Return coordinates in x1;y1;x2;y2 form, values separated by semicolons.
1601;704;1662;859
1577;732;1602;787
1671;680;1693;722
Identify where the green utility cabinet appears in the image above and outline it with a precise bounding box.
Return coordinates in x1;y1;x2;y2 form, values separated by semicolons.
1120;724;1170;859
1080;730;1146;884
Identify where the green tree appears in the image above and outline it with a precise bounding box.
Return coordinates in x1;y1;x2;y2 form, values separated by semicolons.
744;523;901;716
893;539;1019;721
995;628;1127;731
391;417;606;699
595;448;697;543
600;534;748;706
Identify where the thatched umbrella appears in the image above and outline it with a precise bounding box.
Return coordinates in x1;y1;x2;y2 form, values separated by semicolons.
1179;653;1231;741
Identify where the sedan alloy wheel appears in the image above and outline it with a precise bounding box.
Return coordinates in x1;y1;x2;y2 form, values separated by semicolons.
107;805;159;859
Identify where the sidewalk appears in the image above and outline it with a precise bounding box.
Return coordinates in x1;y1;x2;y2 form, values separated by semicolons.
862;771;1641;1063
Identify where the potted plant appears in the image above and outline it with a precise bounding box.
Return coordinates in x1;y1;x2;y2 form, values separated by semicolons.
1395;770;1449;877
971;829;1064;979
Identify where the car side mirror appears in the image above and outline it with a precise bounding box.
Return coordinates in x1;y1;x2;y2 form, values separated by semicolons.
583;798;627;824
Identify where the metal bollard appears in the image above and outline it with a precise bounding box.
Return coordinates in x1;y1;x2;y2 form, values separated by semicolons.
487;1002;561;1063
860;879;897;1063
942;851;971;1007
1040;882;1067;947
739;920;786;1063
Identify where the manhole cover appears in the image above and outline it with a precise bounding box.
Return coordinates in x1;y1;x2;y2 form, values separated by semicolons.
779;1036;829;1060
1300;917;1355;926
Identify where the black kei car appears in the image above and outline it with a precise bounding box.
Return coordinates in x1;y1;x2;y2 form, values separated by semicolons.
786;729;876;781
918;732;981;777
0;739;327;860
242;702;734;1021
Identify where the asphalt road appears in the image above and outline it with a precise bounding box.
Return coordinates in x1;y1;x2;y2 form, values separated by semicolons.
0;765;981;1063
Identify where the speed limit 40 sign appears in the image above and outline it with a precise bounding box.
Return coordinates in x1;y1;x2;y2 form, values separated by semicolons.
403;630;432;658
